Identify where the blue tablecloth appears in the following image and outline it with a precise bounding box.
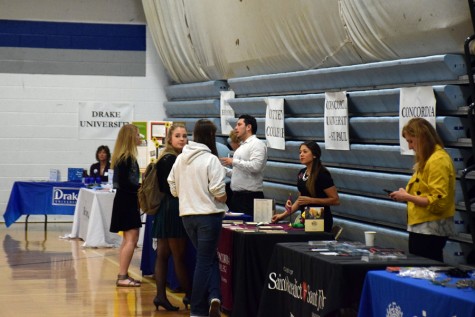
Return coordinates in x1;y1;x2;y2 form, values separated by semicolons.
358;270;475;317
140;212;252;290
3;181;84;227
140;214;196;291
223;214;253;222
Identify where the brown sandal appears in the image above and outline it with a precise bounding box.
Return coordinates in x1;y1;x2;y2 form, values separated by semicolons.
116;274;141;287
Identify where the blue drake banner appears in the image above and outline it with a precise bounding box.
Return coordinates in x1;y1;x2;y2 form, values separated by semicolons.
4;181;84;227
52;186;80;206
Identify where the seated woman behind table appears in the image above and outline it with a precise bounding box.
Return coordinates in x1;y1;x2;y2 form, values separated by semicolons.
89;145;111;182
271;140;340;232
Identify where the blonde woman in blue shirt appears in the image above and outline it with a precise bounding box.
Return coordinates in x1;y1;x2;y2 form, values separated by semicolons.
389;118;455;262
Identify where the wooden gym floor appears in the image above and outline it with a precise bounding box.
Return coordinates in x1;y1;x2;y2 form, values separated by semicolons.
0;222;228;317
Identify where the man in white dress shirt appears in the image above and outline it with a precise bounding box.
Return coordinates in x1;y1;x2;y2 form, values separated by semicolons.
220;114;267;217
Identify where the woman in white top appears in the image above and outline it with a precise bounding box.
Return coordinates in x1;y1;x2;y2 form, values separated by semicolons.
168;119;227;317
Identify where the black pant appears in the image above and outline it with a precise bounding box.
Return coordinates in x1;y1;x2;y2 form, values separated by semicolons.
408;231;448;262
230;190;264;217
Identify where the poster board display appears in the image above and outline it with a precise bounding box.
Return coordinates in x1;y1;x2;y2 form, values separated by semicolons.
148;121;173;163
253;199;274;223
304;207;325;232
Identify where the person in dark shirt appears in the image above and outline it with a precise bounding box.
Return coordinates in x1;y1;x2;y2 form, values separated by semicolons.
89;145;111;182
109;124;142;287
151;123;190;311
271;141;340;232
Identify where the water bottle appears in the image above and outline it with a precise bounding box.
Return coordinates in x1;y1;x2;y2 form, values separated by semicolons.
93;168;98;177
82;169;88;184
108;169;114;185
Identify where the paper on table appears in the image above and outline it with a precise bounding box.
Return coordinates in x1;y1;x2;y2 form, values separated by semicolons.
259;230;287;234
319;252;339;256
253;198;274;223
226;212;244;216
258;225;283;230
236;229;258;233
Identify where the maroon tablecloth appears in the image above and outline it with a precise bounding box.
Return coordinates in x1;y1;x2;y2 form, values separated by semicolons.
217;224;333;316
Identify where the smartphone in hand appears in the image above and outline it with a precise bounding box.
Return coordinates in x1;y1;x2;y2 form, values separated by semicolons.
383;189;393;194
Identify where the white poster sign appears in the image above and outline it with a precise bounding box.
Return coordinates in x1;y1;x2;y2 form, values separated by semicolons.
399;87;436;155
220;90;235;135
253;198;274;223
265;98;285;150
79;102;134;139
324;92;349;150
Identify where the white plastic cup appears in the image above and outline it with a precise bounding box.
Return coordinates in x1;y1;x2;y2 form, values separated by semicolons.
364;231;376;247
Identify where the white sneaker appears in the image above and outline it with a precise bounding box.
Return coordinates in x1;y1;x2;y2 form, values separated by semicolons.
209;298;221;317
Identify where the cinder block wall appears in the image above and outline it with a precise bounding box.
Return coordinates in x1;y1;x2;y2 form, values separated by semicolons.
0;0;169;221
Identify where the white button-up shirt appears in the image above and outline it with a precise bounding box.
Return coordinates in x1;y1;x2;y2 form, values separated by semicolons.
229;135;267;192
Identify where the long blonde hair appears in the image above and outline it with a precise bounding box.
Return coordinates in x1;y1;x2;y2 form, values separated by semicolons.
402;118;444;172
157;123;187;160
111;124;139;168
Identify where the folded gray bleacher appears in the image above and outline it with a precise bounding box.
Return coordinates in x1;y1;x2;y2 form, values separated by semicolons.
165;80;228;100
289;117;466;143
226;114;468;145
263;183;467;234
350;85;469;114
264;161;465;206
349;116;468;144
266;141;469;171
165;117;222;135
164;54;472;265
228;54;466;96
227;85;469;117
262;183;409;227
262;182;297;207
165;99;220;117
333;194;419;228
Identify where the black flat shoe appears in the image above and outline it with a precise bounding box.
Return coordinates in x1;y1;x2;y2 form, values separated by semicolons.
153;296;179;311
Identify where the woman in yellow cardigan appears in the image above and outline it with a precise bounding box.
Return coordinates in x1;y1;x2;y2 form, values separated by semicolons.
389;118;455;262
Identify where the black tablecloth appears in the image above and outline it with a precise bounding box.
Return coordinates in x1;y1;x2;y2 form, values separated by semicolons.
140;214;252;290
257;242;441;317
224;228;333;317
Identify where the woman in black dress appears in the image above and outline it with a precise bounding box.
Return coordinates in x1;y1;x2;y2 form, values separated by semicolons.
271;141;340;232
110;124;142;287
151;123;190;311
